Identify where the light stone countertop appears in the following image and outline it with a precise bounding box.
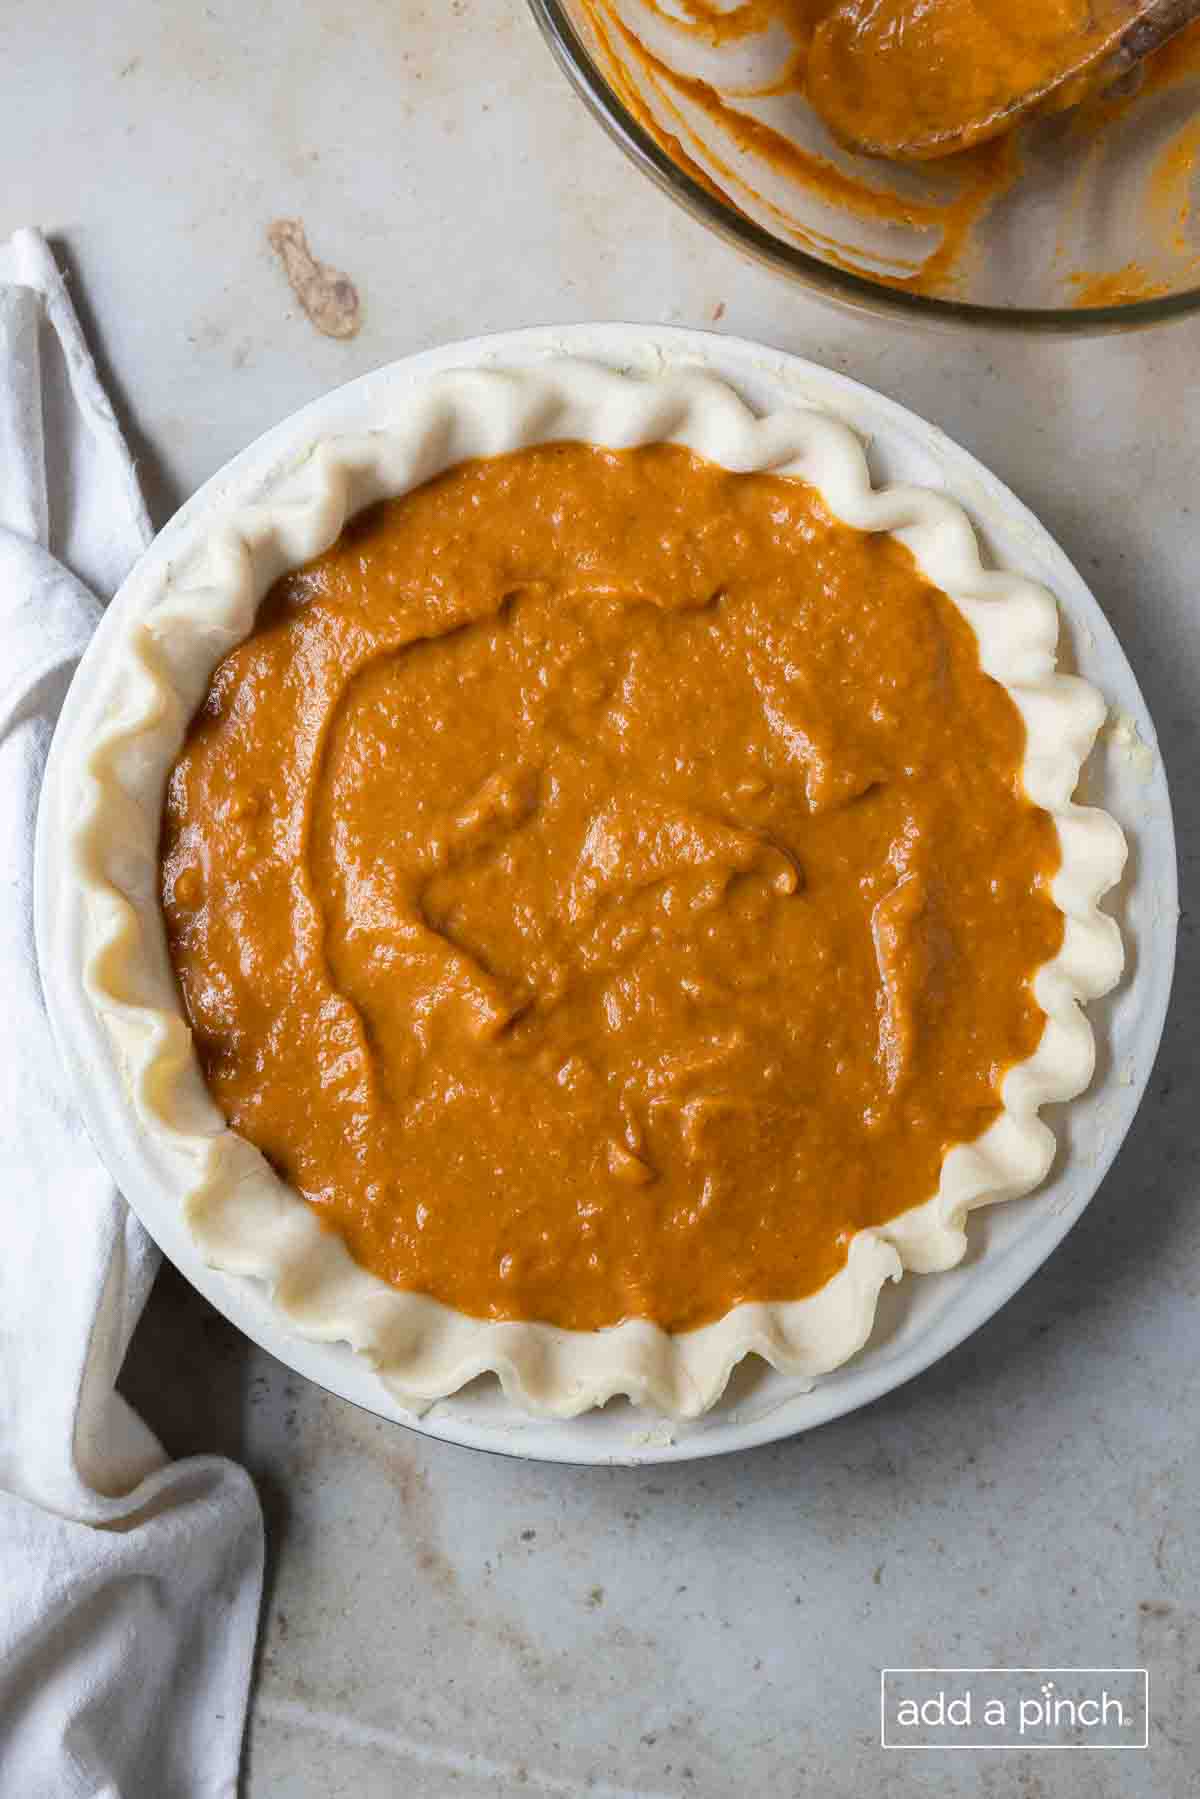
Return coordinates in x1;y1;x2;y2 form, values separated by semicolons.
10;0;1198;1792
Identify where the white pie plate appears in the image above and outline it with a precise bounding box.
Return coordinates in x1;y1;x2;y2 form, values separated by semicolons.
36;324;1176;1466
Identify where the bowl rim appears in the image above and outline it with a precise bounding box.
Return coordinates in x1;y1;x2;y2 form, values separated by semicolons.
526;0;1200;335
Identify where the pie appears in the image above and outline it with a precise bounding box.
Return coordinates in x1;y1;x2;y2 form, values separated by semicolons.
75;362;1125;1416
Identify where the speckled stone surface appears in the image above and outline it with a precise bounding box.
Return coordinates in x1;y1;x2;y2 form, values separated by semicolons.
9;0;1198;1790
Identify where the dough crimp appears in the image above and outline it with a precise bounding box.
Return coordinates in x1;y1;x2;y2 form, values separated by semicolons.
73;362;1126;1418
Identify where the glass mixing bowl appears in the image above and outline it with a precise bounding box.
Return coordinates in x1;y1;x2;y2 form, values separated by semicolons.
528;0;1200;330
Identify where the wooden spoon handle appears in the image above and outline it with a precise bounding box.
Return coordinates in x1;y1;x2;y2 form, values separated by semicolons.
1116;0;1200;68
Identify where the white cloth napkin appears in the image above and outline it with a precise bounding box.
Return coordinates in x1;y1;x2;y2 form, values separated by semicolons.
0;230;263;1799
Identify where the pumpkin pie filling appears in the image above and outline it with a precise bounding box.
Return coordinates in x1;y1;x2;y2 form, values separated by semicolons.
160;441;1062;1335
807;0;1124;157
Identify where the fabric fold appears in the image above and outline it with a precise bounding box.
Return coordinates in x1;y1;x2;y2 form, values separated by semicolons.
0;229;263;1799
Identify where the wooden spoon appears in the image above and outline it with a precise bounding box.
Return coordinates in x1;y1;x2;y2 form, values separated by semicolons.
807;0;1200;162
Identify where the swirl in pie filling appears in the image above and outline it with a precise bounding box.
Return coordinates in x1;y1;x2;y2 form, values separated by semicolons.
160;441;1062;1333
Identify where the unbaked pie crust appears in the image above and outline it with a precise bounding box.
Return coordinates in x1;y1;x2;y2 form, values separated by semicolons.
73;362;1125;1418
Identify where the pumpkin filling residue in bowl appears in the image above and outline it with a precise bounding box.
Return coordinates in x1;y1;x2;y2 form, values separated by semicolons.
563;0;1200;305
160;442;1062;1333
